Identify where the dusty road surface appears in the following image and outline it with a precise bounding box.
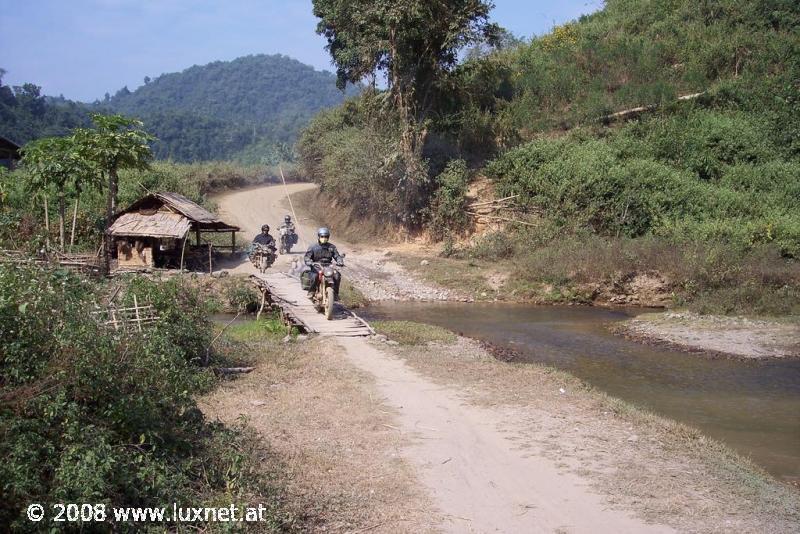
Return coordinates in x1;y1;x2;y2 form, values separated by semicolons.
337;337;671;533
207;183;797;533
214;182;318;275
213;183;457;299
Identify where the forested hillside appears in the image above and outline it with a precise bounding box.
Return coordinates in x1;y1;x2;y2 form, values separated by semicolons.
1;54;353;162
0;70;93;144
103;54;356;162
298;0;800;315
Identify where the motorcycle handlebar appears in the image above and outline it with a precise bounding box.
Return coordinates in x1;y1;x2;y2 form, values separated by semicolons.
310;262;345;268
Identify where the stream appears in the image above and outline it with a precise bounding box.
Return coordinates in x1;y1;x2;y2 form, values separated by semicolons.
360;302;800;484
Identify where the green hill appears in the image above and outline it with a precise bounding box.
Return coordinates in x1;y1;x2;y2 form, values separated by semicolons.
0;73;93;144
1;54;354;162
104;54;356;162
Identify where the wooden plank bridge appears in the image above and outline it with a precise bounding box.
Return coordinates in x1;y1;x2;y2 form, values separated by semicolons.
252;272;374;337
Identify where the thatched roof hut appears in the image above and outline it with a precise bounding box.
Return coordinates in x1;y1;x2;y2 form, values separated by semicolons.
0;135;21;169
108;192;239;270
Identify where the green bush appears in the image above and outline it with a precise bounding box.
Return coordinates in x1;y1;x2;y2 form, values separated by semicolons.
0;266;267;530
487;105;800;258
428;160;471;240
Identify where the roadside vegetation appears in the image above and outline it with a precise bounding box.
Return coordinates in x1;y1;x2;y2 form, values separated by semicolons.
297;0;800;316
0;149;292;254
0;264;296;530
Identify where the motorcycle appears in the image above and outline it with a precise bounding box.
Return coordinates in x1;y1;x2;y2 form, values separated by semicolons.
249;243;276;274
278;226;298;254
308;260;344;320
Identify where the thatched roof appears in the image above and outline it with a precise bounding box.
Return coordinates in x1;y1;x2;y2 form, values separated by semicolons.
112;192;239;234
0;135;21;152
109;212;192;239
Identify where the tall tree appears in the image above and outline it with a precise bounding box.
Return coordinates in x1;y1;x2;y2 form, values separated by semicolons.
74;113;154;270
20;136;97;251
313;0;498;184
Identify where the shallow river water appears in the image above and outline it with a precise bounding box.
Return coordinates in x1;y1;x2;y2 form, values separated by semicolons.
361;302;800;484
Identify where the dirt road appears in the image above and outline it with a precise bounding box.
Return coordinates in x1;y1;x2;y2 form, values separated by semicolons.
210;184;685;532
339;336;673;533
214;183;456;298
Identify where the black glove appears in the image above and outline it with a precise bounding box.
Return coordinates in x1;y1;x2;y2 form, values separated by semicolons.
336;259;344;267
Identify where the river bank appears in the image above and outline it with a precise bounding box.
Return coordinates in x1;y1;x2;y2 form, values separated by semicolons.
617;311;800;360
291;187;799;361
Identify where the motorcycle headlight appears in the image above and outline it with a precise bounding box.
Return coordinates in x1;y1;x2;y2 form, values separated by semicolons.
323;267;334;277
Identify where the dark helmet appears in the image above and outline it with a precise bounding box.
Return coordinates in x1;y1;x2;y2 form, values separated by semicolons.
317;227;330;238
261;224;270;232
285;215;291;223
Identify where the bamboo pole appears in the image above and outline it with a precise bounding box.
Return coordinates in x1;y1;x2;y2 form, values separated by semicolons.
204;311;240;366
466;212;539;227
256;289;267;321
133;294;142;332
42;194;50;250
600;92;705;123
468;194;519;208
69;193;80;251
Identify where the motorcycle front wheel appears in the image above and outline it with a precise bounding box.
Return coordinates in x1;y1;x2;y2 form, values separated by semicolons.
324;286;335;320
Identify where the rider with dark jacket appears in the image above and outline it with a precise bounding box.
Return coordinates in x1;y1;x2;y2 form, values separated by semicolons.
304;227;344;296
253;224;276;249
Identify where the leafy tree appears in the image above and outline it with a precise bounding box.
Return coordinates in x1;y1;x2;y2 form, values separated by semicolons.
312;0;498;187
20;136;98;250
74;114;154;270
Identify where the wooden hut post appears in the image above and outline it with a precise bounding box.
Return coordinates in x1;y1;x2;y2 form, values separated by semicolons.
231;231;236;253
195;227;201;247
208;244;213;274
179;236;187;273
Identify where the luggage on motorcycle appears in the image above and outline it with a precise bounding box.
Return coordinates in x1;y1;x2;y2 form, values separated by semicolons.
291;233;299;245
300;269;315;291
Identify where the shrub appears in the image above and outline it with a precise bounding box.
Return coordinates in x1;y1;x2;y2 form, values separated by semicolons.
486;105;800;259
0;266;262;529
428;160;471;240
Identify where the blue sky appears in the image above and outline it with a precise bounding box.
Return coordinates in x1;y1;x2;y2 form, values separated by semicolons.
0;0;600;102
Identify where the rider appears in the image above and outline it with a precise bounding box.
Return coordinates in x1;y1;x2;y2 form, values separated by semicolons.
252;224;276;250
304;227;344;297
279;215;295;233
